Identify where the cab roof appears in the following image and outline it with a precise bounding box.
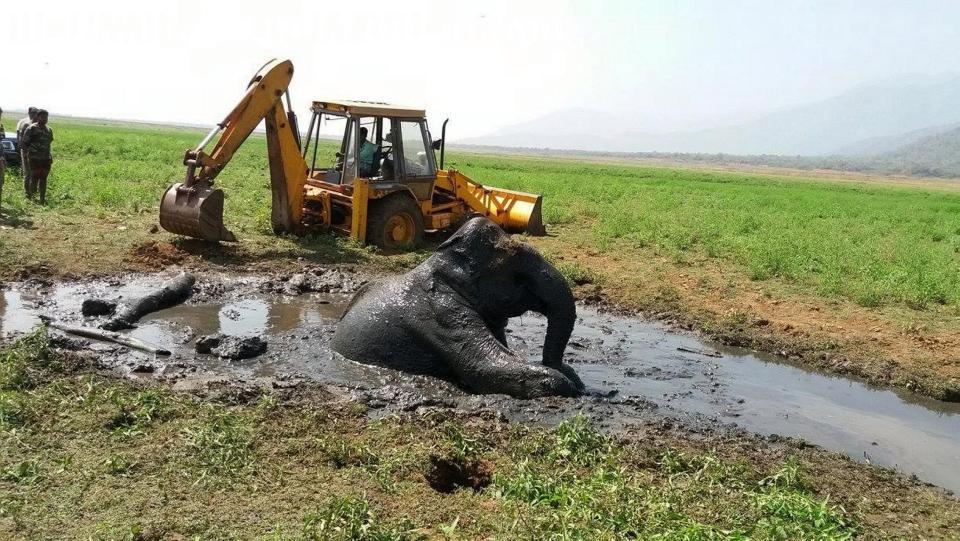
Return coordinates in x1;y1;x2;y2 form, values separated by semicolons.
311;100;426;118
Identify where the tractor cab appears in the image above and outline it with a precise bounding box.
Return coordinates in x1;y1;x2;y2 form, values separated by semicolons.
305;101;438;197
300;101;444;248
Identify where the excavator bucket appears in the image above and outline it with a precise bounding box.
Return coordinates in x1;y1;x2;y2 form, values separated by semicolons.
159;182;237;242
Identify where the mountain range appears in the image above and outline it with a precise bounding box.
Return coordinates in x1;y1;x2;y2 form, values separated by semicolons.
461;75;960;158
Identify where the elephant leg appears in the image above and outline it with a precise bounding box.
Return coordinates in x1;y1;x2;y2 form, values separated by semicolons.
434;312;580;398
485;315;583;392
488;320;583;393
554;362;585;391
489;317;509;347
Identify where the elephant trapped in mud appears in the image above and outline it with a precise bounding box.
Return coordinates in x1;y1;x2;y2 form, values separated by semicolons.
332;216;584;399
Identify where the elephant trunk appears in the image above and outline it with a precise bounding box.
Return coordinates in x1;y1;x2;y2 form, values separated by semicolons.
523;250;576;367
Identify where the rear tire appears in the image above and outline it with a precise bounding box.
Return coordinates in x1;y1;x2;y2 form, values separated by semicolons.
367;194;425;250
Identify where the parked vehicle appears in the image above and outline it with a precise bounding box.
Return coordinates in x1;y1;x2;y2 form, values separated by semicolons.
1;135;20;167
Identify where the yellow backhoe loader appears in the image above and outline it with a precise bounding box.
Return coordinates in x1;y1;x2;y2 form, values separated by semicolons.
159;59;545;249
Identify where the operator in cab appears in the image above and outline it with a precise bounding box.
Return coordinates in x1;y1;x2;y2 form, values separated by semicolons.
358;127;377;178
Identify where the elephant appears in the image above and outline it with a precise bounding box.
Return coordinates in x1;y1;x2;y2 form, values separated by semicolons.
331;216;584;399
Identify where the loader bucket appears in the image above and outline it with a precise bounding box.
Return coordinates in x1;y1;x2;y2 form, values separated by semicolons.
520;195;546;236
442;170;548;236
481;188;546;236
159;182;237;242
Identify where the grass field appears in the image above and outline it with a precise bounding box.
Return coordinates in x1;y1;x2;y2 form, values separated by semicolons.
4;118;959;310
2;118;960;399
3;330;958;539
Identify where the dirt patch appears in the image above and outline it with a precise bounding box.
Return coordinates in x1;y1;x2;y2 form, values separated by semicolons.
2;310;958;538
424;454;494;493
126;240;188;269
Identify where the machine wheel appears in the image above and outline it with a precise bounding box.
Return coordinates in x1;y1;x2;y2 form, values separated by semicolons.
367;194;425;250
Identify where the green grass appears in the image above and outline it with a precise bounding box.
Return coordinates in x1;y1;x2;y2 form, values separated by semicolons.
493;416;854;540
16;332;958;538
4;117;959;311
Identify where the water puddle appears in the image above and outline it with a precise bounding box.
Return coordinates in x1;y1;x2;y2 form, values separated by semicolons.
0;290;39;337
2;278;959;493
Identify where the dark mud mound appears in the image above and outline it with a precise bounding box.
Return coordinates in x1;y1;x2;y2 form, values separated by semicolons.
424;454;494;493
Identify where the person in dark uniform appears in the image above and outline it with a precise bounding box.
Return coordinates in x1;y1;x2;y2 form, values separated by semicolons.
17;107;38;193
21;109;54;204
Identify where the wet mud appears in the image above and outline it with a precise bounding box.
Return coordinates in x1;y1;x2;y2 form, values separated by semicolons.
2;270;959;494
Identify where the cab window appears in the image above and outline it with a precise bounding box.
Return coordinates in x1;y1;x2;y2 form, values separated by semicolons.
398;120;436;178
341;119;357;185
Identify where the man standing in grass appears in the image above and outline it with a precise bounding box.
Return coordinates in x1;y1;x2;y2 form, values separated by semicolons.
21;109;54;205
17;107;38;194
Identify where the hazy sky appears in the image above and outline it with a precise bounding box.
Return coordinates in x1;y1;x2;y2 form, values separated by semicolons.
4;0;959;138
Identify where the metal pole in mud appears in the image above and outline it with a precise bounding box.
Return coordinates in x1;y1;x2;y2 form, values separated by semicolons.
41;317;171;356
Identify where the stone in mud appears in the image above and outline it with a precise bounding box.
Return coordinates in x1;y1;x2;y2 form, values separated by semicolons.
82;299;117;317
195;334;222;354
215;336;268;360
196;334;267;360
284;273;309;295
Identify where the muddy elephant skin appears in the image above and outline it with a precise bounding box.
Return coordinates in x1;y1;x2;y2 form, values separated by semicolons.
332;216;583;399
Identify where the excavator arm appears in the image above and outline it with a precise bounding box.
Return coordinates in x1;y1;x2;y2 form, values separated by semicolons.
159;58;307;241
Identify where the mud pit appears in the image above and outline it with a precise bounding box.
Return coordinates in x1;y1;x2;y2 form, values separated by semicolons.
2;271;960;494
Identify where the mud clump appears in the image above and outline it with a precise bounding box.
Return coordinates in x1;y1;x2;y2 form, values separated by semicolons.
49;334;90;351
262;268;367;296
81;299;116;317
354;385;457;411
424;454;494;493
196;334;267;360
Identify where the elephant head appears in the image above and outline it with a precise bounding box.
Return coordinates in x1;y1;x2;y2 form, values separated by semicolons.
427;216;576;368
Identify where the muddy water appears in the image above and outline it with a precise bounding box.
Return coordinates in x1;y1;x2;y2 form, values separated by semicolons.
2;279;960;493
510;313;960;494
